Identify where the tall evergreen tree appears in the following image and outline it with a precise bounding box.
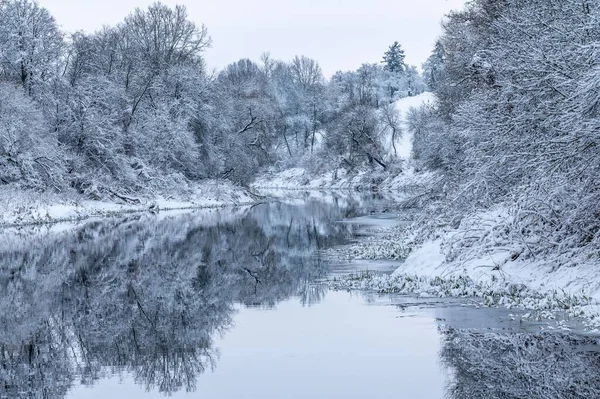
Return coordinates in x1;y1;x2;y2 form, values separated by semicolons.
382;41;406;73
422;40;445;90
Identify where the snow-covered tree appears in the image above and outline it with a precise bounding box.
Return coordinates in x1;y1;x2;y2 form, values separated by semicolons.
422;40;445;91
382;41;406;73
0;83;62;189
410;0;600;262
0;0;63;96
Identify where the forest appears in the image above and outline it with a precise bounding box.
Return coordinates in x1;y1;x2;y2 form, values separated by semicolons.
0;0;423;201
3;1;600;397
2;0;600;265
411;0;600;266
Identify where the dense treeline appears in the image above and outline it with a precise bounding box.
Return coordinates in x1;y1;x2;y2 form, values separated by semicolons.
0;0;423;199
411;0;600;262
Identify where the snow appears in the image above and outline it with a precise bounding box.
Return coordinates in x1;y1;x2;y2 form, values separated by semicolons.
395;92;436;116
328;205;600;329
392;92;436;160
397;240;446;273
253;165;433;197
0;180;258;228
252;93;436;193
398;236;600;302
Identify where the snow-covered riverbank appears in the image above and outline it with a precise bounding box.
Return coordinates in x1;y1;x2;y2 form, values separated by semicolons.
247;77;600;330
252;93;436;193
327;209;600;331
252;165;433;192
0;180;259;228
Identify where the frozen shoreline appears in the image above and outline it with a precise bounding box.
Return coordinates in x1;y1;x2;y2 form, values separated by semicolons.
326;214;600;331
5;177;599;330
0;180;261;228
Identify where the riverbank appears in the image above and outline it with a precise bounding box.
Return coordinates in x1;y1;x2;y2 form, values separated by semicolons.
0;180;260;228
327;207;600;331
252;165;434;191
252;93;436;194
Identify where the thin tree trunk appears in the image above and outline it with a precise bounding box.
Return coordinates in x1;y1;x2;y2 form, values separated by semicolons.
282;125;292;157
392;127;398;157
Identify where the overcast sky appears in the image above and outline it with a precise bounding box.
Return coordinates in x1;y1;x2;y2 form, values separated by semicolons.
38;0;465;77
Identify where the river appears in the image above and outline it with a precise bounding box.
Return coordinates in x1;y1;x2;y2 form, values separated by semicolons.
0;195;598;398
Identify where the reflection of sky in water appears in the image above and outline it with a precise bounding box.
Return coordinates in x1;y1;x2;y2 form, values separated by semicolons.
2;197;600;398
68;291;445;399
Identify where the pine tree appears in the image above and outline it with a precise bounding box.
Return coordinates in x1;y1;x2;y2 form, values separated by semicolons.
382;41;406;73
422;40;445;90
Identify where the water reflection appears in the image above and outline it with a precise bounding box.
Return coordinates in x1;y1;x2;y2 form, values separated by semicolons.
0;200;360;398
440;327;600;399
1;197;600;398
383;294;600;399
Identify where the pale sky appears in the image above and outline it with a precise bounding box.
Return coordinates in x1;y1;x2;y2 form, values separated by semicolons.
38;0;465;77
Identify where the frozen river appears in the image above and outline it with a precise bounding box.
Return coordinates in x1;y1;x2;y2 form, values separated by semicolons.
1;195;598;398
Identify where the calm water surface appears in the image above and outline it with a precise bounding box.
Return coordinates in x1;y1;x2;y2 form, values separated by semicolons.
1;195;599;398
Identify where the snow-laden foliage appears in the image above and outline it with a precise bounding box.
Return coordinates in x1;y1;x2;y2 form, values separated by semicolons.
440;327;600;399
0;0;424;201
410;0;600;265
0;83;64;189
329;272;600;327
326;226;410;260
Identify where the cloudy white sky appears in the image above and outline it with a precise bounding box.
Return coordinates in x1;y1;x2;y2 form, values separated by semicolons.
38;0;465;77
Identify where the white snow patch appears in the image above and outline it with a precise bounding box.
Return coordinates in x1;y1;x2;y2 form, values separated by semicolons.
392;92;436;160
0;180;258;228
328;204;600;329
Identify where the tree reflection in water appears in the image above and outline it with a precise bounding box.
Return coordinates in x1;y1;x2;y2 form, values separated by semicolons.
2;198;600;398
0;200;358;398
440;326;600;399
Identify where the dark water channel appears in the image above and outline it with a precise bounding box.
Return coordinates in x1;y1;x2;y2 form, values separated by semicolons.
0;195;599;398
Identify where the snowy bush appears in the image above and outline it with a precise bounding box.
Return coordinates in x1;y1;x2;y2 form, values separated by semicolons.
408;0;600;265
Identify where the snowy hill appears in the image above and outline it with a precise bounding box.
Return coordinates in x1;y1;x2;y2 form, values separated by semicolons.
388;92;436;160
